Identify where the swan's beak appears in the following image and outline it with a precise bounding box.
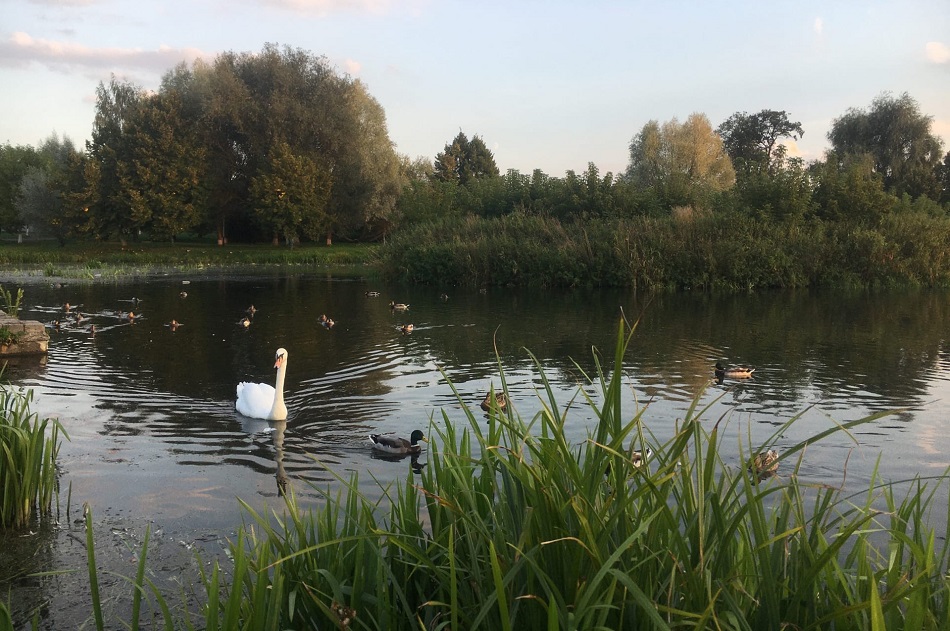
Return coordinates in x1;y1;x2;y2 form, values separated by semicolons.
274;354;285;369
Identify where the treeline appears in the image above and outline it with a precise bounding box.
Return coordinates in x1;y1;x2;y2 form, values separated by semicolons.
0;44;403;246
1;40;949;292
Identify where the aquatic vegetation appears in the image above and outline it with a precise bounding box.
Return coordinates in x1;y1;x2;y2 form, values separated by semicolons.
0;385;64;530
5;319;950;628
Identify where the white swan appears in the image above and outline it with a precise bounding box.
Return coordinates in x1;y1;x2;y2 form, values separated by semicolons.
236;348;289;420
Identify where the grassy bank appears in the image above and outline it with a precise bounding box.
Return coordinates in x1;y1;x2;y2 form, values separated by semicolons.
0;240;381;281
379;212;950;290
4;320;950;629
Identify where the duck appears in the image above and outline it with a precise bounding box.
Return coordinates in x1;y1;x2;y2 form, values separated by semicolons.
168;319;181;331
179;291;188;299
631;448;653;468
480;391;508;412
400;323;414;335
390;301;410;311
240;317;251;328
246;305;257;317
365;291;380;297
750;449;779;476
369;429;428;455
319;314;335;329
439;293;449;301
236;348;289;421
715;362;755;379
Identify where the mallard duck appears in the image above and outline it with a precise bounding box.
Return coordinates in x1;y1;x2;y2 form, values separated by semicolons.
480;391;508;412
390;301;410;311
715;362;755;379
179;291;188;299
247;305;257;316
401;323;414;335
751;449;779;476
168;319;181;331
369;429;428;455
240;317;251;328
365;291;380;297
631;448;653;468
439;293;449;301
319;314;335;329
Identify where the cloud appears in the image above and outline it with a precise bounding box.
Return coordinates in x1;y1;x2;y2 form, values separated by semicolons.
926;42;950;64
813;17;823;35
343;58;362;76
256;0;394;16
0;32;212;76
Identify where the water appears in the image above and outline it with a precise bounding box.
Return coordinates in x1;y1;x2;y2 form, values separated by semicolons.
2;273;950;626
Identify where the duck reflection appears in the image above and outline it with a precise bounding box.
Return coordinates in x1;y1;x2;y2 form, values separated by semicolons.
370;449;426;475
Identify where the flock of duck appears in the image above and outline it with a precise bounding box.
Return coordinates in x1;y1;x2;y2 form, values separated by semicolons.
46;288;775;472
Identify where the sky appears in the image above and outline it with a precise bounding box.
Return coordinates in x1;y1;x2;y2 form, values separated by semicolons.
1;0;949;177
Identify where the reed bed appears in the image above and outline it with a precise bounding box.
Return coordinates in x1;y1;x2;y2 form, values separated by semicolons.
0;384;64;530
5;320;950;629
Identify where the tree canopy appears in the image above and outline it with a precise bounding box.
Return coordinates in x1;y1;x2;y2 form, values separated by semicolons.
433;132;499;185
828;92;944;200
717;109;803;174
626;113;736;209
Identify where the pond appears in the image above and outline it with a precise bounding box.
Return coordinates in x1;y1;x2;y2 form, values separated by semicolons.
2;273;950;627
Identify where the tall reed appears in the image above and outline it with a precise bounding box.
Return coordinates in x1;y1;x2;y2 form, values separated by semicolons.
0;384;65;530
215;318;950;629
7;320;950;628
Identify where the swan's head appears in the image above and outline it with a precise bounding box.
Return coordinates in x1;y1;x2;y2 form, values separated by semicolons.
275;348;288;369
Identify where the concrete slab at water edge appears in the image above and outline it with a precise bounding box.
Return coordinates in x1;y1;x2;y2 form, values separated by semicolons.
0;311;49;355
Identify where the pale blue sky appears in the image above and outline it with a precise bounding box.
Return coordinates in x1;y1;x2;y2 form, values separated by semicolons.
1;0;948;176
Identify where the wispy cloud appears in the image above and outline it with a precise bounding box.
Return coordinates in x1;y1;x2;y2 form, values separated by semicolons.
256;0;395;16
813;17;823;35
343;58;362;76
925;42;949;64
0;32;211;76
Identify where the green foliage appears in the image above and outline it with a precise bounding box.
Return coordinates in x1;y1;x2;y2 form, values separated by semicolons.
0;143;44;235
0;285;23;317
626;113;736;209
829;92;944;200
433;131;500;185
0;385;65;530
198;322;950;627
717;109;804;173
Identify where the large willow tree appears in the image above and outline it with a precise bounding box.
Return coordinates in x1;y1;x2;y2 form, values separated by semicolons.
82;44;403;244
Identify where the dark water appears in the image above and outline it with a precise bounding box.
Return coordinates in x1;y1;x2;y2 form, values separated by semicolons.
2;273;950;626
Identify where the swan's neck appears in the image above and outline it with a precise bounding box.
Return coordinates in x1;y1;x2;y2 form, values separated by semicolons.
270;361;288;420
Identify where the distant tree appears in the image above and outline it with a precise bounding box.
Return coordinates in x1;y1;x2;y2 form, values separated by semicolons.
812;152;894;224
84;75;144;244
248;140;332;245
828;92;943;200
118;91;207;240
433;132;499;185
0;143;42;234
14;134;83;245
626;113;735;209
717;109;804;174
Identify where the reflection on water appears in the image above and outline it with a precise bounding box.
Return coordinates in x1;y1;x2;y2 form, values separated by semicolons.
2;275;950;626
3;280;950;527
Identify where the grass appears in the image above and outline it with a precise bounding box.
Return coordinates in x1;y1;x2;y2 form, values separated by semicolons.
0;384;65;530
4;318;950;628
0;240;381;280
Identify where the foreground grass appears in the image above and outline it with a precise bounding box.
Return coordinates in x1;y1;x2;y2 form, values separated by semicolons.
0;385;64;530
4;319;950;629
0;240;380;280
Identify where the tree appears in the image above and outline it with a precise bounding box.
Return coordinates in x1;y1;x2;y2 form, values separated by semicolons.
828;92;943;200
118;91;207;240
0;143;43;234
248;140;331;245
14;134;83;245
433;131;499;185
812;152;894;224
717;110;804;175
626;113;735;209
84;75;144;244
